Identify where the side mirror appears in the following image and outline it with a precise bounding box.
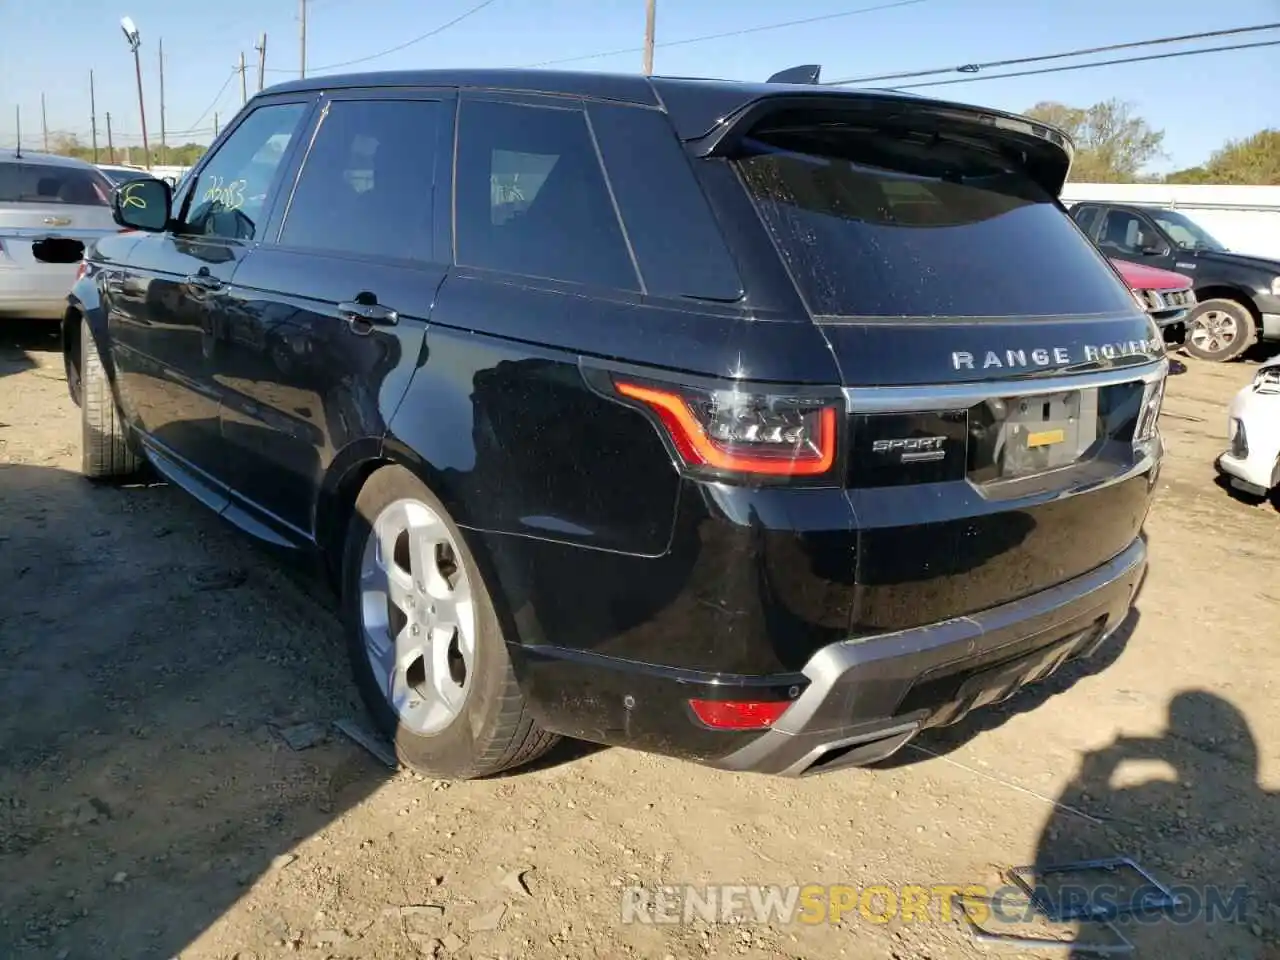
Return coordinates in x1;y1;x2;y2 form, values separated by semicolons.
112;177;172;232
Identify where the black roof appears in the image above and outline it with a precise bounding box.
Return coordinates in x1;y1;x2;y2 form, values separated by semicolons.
256;67;1074;186
259;68;939;141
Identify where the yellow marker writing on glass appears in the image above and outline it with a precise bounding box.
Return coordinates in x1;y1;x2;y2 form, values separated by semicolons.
120;183;148;210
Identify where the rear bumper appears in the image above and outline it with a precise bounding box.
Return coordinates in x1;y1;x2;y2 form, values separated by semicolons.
513;536;1147;776
0;267;77;318
711;536;1145;775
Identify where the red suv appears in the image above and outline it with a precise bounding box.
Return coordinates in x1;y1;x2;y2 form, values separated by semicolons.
1109;259;1195;341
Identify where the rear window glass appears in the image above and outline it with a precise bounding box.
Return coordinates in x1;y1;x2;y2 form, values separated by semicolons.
0;162;112;206
736;132;1136;319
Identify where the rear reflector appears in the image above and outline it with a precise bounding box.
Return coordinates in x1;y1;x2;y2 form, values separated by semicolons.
688;698;792;730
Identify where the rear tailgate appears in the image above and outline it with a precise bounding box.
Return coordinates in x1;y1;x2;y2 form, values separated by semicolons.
714;92;1164;632
0;201;117;264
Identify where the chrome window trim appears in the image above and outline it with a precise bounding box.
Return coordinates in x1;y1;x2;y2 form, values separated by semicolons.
843;358;1168;413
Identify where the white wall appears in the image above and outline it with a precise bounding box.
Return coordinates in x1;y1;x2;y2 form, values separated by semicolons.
1060;183;1280;261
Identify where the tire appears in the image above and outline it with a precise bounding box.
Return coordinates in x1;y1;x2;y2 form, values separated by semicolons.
340;465;558;779
1184;299;1257;362
79;317;143;479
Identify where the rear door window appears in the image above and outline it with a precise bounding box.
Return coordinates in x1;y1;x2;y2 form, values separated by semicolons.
0;162;111;206
735;132;1137;320
279;98;443;262
454;98;639;291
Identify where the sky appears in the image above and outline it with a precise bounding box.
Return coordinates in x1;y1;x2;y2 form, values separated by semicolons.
1;0;1277;172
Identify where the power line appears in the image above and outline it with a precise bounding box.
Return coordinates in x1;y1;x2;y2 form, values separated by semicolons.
886;39;1280;90
266;0;499;74
828;22;1280;85
186;69;237;132
519;0;929;69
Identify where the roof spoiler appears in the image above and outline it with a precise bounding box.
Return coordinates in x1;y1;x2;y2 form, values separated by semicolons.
688;92;1076;197
766;64;822;85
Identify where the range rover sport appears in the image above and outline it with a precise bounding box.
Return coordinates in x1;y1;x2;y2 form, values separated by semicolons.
54;69;1165;778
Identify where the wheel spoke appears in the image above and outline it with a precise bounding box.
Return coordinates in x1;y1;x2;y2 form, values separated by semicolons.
389;624;428;707
429;631;465;711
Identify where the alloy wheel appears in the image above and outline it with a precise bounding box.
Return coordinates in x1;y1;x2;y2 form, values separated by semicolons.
359;498;476;735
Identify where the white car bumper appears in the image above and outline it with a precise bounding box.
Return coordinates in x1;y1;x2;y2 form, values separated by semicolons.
1217;377;1280;495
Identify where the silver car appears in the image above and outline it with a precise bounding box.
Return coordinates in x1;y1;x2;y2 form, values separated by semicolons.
0;151;119;319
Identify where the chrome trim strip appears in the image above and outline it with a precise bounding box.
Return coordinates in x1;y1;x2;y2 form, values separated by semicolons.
843;359;1168;413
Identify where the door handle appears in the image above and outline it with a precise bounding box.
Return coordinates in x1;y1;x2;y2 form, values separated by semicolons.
185;271;224;292
339;300;399;333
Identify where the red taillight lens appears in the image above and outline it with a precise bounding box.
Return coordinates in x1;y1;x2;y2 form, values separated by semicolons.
75;261;88;282
689;698;793;730
614;380;838;478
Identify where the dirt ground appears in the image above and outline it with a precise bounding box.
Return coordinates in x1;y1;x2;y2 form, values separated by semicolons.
1;322;1277;960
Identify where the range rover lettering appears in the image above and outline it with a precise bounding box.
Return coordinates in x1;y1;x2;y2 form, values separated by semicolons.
52;67;1165;779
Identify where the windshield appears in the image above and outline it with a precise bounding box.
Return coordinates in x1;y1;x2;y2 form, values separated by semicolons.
1151;210;1227;252
735;128;1137;320
0;162;112;205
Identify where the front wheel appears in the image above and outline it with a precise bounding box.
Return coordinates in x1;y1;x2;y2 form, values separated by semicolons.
340;465;558;779
1184;299;1257;362
79;317;143;479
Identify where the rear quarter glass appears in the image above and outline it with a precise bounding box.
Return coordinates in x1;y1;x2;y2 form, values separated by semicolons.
734;133;1137;320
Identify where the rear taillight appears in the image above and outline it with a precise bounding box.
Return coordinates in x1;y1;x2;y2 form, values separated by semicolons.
613;379;839;479
688;698;793;730
1134;376;1166;444
75;261;88;282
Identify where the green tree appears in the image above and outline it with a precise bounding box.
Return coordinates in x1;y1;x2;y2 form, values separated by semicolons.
1166;129;1280;185
1024;99;1165;182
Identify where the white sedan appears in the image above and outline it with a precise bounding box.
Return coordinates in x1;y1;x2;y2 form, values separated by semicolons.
1217;358;1280;498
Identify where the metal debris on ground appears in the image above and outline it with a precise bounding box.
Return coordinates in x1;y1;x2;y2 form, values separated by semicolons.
278;721;328;751
956;856;1186;954
333;717;399;768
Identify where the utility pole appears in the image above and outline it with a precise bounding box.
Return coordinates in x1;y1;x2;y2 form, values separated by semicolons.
642;0;656;76
41;93;48;152
105;111;114;163
128;37;151;165
239;51;248;105
159;38;168;165
14;106;20;157
213;112;219;138
299;0;307;78
256;33;267;92
90;70;100;163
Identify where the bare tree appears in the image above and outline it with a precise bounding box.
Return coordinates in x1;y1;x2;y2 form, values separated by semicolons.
1025;99;1165;182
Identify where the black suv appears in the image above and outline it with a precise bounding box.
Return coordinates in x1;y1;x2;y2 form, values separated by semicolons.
56;69;1165;779
1070;201;1280;362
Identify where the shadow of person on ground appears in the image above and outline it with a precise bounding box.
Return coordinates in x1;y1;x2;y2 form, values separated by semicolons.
1029;690;1279;958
